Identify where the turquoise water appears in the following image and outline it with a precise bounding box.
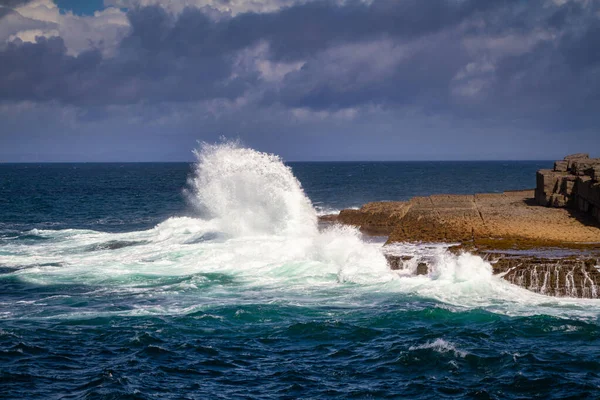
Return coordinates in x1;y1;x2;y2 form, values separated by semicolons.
1;144;599;399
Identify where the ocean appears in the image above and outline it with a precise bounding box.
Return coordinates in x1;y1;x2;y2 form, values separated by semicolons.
1;143;599;399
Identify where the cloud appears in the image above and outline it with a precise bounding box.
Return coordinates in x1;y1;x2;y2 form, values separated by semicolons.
0;0;515;106
0;0;33;7
1;0;129;55
104;0;315;15
0;0;599;161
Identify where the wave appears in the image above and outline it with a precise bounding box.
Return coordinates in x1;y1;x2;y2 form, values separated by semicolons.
409;338;468;358
184;141;317;237
1;142;599;320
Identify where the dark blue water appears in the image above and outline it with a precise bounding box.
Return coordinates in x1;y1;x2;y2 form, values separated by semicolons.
2;158;600;399
1;161;549;232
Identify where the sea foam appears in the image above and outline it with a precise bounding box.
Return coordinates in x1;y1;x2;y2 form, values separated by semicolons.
1;142;599;320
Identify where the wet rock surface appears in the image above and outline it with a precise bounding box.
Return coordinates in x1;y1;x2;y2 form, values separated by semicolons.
382;250;600;298
490;254;600;298
322;154;600;298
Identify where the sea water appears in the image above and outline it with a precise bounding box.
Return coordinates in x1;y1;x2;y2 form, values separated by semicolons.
1;143;599;399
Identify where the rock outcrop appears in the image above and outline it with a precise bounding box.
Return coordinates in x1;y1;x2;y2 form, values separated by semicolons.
382;249;600;298
335;190;600;247
536;153;600;222
322;154;600;298
490;254;599;298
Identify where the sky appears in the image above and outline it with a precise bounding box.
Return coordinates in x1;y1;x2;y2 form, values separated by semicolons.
0;0;599;162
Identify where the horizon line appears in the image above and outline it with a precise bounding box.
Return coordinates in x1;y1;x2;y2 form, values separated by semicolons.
0;159;556;164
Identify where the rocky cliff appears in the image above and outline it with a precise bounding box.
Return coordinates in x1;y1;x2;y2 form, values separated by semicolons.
322;154;600;298
535;153;600;222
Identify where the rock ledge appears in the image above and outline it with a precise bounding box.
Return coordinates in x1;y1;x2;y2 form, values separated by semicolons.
322;154;600;298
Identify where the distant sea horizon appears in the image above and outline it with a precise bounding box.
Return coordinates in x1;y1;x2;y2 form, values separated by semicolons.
0;159;556;163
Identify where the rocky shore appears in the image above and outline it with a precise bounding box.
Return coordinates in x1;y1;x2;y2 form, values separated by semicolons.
323;154;600;298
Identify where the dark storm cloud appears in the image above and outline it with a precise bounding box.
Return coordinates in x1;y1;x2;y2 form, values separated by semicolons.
0;7;12;18
0;6;252;105
0;0;599;131
265;0;600;131
0;0;33;8
0;0;516;105
473;6;600;128
271;33;468;110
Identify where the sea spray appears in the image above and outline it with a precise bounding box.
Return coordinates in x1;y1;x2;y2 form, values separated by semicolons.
1;144;600;320
185;141;317;237
1;143;393;298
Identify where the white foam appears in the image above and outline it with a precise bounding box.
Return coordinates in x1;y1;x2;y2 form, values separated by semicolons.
409;338;467;358
384;242;600;318
185;141;317;237
1;142;600;320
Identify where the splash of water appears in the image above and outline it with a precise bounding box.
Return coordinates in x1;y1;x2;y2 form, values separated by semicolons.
185;141;317;237
2;143;600;320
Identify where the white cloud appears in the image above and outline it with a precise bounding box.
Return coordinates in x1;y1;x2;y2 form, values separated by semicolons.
452;28;556;99
233;42;305;84
291;106;358;121
292;38;410;93
3;0;129;56
0;7;57;44
104;0;326;15
13;0;60;24
8;27;59;42
451;60;495;99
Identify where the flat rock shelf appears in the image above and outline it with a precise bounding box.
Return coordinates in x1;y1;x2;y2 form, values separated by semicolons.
321;154;600;298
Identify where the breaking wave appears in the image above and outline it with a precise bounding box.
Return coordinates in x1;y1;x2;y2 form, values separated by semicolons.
1;142;599;320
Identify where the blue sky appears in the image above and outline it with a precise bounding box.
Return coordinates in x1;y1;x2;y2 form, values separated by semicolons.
54;0;105;15
0;0;599;161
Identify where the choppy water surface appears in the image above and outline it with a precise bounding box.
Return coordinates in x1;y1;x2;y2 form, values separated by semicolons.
1;145;598;399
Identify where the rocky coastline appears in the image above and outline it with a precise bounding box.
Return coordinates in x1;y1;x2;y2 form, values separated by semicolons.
322;154;600;298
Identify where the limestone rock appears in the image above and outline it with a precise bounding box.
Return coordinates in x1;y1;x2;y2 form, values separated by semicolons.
591;165;600;181
549;194;567;207
536;170;561;194
554;160;568;172
327;153;600;299
571;159;600;176
385;255;413;270
416;262;428;275
536;154;600;213
491;255;600;298
564;153;589;160
337;202;410;235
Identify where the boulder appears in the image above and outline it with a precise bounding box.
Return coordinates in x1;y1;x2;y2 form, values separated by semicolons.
591;165;600;181
577;176;593;203
536;170;567;206
564;153;589;160
559;176;576;197
535;188;550;206
536;156;600;208
385;255;413;270
589;182;600;206
550;194;567;207
554;160;568;172
416;262;428;275
572;159;600;176
536;170;561;194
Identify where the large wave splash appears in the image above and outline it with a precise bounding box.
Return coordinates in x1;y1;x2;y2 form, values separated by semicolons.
2;142;600;319
185;142;318;237
0;142;392;289
180;141;392;284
